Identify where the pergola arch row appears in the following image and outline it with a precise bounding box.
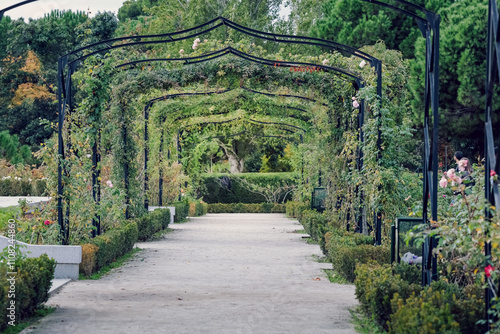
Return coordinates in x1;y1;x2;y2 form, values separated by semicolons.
55;18;377;242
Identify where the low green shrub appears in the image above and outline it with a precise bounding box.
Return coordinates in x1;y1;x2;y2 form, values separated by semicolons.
170;201;189;222
355;263;421;329
91;220;138;271
0;178;47;196
332;245;390;283
392;263;421;285
285;201;309;219
207;203;286;213
0;252;55;331
189;201;208;217
389;288;460;333
135;208;171;241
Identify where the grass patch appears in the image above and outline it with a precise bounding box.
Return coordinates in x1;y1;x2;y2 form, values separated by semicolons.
323;268;350;284
0;206;20;228
350;306;386;334
294;229;307;234
306;237;319;245
311;254;330;263
79;247;142;280
149;227;174;240
3;306;56;334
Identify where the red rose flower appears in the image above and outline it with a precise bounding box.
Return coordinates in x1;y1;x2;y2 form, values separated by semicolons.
491;170;497;177
485;265;494;278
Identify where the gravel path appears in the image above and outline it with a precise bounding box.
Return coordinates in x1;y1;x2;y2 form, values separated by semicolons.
23;213;358;334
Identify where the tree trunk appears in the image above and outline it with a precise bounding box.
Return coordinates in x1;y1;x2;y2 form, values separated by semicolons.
228;154;244;173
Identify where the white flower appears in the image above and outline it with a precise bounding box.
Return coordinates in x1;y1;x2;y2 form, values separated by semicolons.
179;49;184;56
28;178;32;182
353;100;360;108
322;59;329;66
86;154;91;158
192;38;201;50
204;39;208;43
359;60;367;68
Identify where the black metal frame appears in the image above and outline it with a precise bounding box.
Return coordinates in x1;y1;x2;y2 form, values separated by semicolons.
0;0;38;21
362;0;440;285
485;0;500;326
55;19;378;243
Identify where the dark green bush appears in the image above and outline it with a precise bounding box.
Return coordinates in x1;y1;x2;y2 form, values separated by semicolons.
91;220;138;270
189;201;208;217
389;288;460;333
0;179;47;196
331;244;390;283
285;201;309;218
355;263;421;329
207;203;285;213
392;262;421;285
0;253;55;331
170;201;189;222
199;172;296;203
135;208;171;241
450;284;484;334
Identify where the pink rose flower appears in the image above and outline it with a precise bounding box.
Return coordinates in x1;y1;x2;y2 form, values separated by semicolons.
353;100;359;108
44;220;52;226
491;170;497;177
439;177;448;188
106;180;113;188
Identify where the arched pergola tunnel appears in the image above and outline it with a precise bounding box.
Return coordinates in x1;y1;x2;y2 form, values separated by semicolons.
53;18;382;245
141;85;325;206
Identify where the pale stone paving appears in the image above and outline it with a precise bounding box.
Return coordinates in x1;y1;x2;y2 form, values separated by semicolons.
22;213;358;334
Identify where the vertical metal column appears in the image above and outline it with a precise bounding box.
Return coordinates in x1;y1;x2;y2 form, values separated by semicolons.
143;104;150;209
485;0;500;327
123;124;130;219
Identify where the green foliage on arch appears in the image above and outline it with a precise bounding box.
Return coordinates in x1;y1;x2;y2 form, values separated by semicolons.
51;36;416;238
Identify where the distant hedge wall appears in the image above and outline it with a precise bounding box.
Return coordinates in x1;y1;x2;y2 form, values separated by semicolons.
199;173;296;204
207;203;285;213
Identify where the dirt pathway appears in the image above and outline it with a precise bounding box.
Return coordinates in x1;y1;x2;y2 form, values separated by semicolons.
23;213;357;334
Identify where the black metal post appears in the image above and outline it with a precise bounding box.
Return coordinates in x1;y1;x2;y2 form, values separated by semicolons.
158;130;165;207
144;104;150;210
123;124;130;219
57;57;64;237
485;0;500;327
177;130;182;201
91;140;98;238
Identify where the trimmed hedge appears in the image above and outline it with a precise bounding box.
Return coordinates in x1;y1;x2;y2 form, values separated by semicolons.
207;203;285;213
135;208;171;241
86;220;138;273
170;201;189;222
355;263;485;333
285;200;310;219
331;244;390;283
0;253;55;331
199;172;296;203
189;201;208;217
0;179;47;196
355;263;421;329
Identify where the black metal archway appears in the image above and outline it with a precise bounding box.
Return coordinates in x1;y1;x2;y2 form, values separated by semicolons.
54;22;374;242
142;85;324;208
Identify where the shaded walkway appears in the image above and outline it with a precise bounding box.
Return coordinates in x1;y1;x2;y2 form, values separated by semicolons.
23;214;357;334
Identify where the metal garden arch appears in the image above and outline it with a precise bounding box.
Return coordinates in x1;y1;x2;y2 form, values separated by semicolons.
52;19;380;243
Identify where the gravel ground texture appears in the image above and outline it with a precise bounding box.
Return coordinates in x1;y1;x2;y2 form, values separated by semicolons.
22;213;358;334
